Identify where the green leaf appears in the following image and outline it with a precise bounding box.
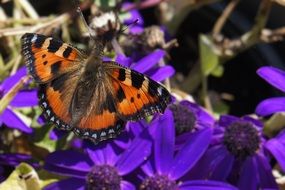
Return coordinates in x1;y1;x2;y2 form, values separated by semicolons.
94;0;117;9
199;34;221;77
0;163;41;190
211;65;224;77
33;124;67;152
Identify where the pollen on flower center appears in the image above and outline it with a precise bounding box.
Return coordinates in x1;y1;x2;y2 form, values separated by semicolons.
223;121;261;158
168;104;197;135
139;174;177;190
86;165;121;190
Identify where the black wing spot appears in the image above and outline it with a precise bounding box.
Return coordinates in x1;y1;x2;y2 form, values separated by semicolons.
51;61;62;74
102;94;116;113
34;36;45;48
137;93;141;99
118;69;126;81
42;54;47;58
117;86;126;102
47;39;62;53
63;46;73;58
43;61;48;65
130;97;134;103
131;71;144;89
50;73;69;91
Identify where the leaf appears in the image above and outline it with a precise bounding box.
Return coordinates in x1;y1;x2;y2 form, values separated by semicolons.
211;65;224;77
94;0;117;9
0;163;41;190
199;34;222;77
33;124;68;153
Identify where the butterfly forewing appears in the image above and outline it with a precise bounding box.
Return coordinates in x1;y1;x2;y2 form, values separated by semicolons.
106;61;171;121
21;33;85;83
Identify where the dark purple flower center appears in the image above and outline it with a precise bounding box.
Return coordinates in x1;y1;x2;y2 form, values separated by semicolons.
223;121;260;158
86;165;121;190
139;174;177;190
168;104;196;135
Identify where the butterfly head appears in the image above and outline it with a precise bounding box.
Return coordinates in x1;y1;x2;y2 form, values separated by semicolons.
89;11;121;42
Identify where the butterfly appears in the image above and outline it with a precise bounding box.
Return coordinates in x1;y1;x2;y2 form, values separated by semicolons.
21;32;171;143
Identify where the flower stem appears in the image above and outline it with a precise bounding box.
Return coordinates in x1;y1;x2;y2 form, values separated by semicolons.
0;75;30;115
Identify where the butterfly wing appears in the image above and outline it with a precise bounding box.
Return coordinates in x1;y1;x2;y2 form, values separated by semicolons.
21;33;86;83
39;70;82;131
106;61;171;120
21;33;87;130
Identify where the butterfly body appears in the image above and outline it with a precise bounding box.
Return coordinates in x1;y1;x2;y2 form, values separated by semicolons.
21;33;171;143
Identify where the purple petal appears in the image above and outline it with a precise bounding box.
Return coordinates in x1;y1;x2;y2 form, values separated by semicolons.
153;109;174;174
180;100;214;128
242;116;263;129
44;177;85;190
218;115;239;127
49;128;66;140
255;154;278;188
238;157;258;190
44;150;92;178
70;139;83;149
122;3;144;25
86;142;118;165
186;146;233;180
1;67;26;92
129;26;144;34
141;159;155;177
131;49;165;73
115;127;152;175
120;180;136;190
257;66;285;92
37;115;45;125
265;138;285;171
169;128;212;180
148;65;175;82
0;153;31;166
179;180;238;190
10;90;38;107
116;54;132;67
255;97;285;116
1;108;33;133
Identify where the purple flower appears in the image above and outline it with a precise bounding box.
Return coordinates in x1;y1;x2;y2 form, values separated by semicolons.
0;67;38;133
168;100;215;148
188;115;281;190
122;2;144;34
0;153;38;182
138;109;233;189
44;128;152;190
256;66;285;116
116;49;175;82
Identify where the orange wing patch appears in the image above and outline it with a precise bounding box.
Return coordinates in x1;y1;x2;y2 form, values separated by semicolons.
21;33;84;83
109;63;171;121
39;70;80;131
73;110;125;143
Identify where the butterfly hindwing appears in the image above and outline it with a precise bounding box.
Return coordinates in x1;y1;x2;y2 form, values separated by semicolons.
21;33;85;83
39;71;81;131
107;61;171;120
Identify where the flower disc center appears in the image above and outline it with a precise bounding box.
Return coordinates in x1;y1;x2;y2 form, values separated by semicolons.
223;121;260;158
168;104;197;135
139;174;177;190
86;164;121;190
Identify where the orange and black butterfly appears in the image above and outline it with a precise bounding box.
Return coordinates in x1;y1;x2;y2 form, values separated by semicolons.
21;28;170;143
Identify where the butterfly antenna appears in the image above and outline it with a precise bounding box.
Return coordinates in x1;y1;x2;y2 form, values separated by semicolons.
120;18;139;34
71;0;96;40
